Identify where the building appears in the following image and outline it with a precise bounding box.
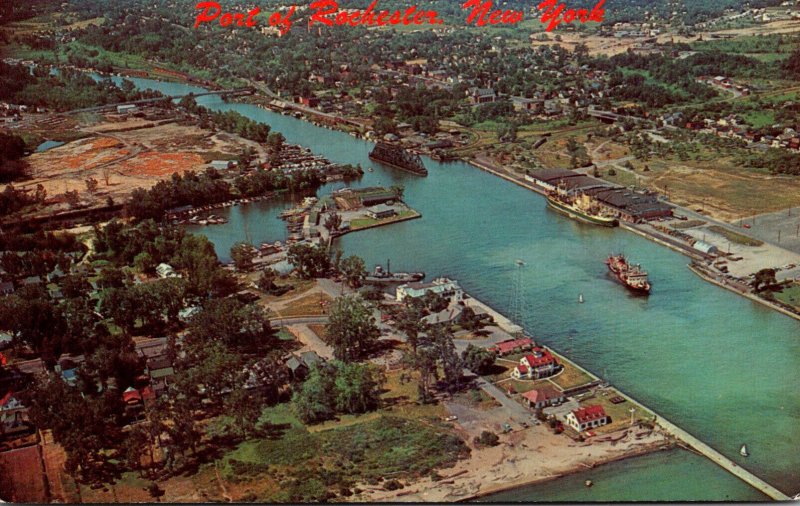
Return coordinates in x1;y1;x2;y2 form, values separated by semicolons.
511;347;560;380
565;405;609;432
396;278;463;302
1;391;30;439
488;337;534;356
366;204;396;220
467;87;497;104
521;386;565;409
209;160;235;171
156;263;179;279
117;104;138;114
0;281;14;296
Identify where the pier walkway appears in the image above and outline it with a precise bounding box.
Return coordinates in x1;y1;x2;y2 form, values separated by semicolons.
654;417;790;501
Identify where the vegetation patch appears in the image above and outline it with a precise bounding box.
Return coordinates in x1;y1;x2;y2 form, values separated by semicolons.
707;225;764;247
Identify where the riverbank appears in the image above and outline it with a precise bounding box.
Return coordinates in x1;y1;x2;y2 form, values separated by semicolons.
688;262;800;323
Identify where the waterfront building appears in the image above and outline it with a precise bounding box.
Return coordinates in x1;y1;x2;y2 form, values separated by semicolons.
511;347;560;379
521;386;565;409
366;204;397;220
566;405;610;432
488;337;535;356
396;277;463;302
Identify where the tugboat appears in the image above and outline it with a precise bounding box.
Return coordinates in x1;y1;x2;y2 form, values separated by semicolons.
364;260;425;286
546;190;618;227
606;254;651;293
369;142;428;176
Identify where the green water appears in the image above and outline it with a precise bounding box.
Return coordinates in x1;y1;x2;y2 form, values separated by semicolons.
113;76;800;500
478;449;769;502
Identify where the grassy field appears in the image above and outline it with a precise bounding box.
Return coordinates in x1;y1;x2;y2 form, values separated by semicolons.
548;361;596;391
272;292;333;318
350;209;420;231
707;225;764;246
774;283;800;311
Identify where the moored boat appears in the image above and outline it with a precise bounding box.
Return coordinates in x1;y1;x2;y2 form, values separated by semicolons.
369;142;428;176
546;192;618;227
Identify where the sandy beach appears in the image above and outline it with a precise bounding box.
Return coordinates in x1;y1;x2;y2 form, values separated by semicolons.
357;405;672;502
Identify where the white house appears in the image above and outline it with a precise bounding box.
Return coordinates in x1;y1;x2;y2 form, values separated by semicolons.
565;405;609;432
396;278;463;302
156;263;179;279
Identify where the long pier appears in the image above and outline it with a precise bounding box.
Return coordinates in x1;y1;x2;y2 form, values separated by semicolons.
549;344;790;500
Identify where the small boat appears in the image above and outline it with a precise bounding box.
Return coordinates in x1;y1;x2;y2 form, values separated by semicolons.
367;167;374;172
579;293;584;303
585;480;593;487
740;444;749;457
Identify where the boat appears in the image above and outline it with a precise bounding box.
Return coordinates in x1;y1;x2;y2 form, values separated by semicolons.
606;254;651;293
364;261;425;285
369;142;428;176
579;293;584;303
367;167;374;172
740;444;749;457
546;191;618;227
585;480;593;487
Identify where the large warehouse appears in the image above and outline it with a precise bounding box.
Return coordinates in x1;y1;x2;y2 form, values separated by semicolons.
528;169;673;222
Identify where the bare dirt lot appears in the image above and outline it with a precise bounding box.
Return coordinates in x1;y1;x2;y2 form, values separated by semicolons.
16;118;261;214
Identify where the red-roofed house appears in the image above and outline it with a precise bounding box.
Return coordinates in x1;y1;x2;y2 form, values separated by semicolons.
488;338;534;356
566;405;609;432
521;386;566;409
511;347;560;379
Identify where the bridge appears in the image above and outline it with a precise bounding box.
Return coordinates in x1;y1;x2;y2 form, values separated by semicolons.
60;87;255;115
588;108;651;125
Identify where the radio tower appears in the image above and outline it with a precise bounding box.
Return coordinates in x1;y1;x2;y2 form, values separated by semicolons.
509;259;527;327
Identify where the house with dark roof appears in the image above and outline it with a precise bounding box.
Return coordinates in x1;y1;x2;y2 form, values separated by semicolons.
566;405;609;432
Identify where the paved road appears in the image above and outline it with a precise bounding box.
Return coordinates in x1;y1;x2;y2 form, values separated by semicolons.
288;324;334;359
469;373;531;423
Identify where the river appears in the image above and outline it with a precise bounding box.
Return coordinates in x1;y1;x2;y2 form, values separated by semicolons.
108;75;797;500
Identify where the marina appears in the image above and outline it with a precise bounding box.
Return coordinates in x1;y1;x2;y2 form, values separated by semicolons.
115;75;800;500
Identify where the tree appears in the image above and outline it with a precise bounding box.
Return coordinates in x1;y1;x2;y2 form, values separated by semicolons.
326;295;380;362
287;243;330;279
427;324;462;391
473;430;499;447
333;362;385;414
225;388;263;438
85;177;99;194
390;184;405;200
230;242;256;271
396;304;426;353
64;190;81;208
293;363;338;424
339;255;366;289
461;344;495;375
324;212;342;232
188;298;274;352
257;268;278;292
751;268;777;292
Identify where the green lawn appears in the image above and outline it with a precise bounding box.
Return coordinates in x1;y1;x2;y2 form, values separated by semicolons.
742;110;777;129
350;210;419;230
775;283;800;311
707;225;764;247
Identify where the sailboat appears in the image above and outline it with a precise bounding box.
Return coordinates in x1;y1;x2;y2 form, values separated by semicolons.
578;293;585;303
740;444;749;457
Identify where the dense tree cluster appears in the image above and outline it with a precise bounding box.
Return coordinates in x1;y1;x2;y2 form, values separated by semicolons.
293;361;385;424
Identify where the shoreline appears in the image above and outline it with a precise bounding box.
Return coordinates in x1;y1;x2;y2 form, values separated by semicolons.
466;158;800;328
461;442;675;502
